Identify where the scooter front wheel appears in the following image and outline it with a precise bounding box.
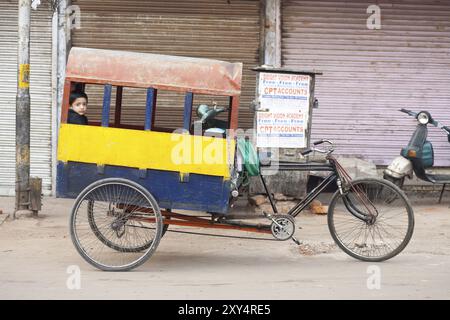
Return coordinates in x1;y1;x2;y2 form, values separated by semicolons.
328;178;414;262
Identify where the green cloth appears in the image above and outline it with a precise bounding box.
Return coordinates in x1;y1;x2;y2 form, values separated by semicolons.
237;138;260;176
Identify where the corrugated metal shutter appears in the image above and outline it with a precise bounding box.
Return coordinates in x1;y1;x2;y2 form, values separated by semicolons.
0;1;53;195
71;0;260;130
282;0;450;166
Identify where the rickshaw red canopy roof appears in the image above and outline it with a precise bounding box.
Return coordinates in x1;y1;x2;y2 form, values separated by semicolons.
66;47;243;96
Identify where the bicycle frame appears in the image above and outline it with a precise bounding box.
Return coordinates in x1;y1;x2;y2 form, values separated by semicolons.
121;155;373;234
259;157;373;222
259;160;335;218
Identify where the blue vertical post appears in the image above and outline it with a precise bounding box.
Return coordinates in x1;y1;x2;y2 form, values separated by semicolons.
183;92;193;131
145;88;156;131
101;84;112;127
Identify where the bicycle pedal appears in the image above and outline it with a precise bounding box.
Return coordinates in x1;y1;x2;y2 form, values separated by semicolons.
291;236;301;246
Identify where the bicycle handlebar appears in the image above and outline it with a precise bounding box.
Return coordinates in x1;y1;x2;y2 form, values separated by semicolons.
313;139;333;146
300;148;313;156
313;139;325;146
301;140;335;156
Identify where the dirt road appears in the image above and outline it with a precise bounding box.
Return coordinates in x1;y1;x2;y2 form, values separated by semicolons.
0;196;449;299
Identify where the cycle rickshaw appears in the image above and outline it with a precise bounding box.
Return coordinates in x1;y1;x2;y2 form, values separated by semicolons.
58;47;414;271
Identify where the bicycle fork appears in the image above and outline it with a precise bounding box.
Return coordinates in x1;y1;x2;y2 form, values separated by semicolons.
337;179;377;224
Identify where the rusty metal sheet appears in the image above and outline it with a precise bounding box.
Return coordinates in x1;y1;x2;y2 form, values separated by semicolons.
66;47;243;96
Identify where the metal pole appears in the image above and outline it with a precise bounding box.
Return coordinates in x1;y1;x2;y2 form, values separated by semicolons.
439;184;446;204
15;0;32;216
259;174;278;214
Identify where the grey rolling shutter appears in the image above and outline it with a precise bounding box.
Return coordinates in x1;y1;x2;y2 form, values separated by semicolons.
282;0;450;165
0;1;53;195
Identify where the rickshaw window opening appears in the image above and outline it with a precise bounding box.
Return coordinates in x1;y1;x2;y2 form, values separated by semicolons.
79;83;117;126
190;94;232;135
71;82;85;93
71;84;233;133
114;86;123;127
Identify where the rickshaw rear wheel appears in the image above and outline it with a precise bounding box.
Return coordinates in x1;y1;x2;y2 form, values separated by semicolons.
70;178;163;271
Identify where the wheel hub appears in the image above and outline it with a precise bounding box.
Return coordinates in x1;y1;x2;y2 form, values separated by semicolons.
111;218;127;238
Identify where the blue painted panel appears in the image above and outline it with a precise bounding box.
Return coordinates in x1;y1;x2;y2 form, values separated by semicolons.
183;92;193;130
56;161;231;214
102;84;112;127
145;88;156;130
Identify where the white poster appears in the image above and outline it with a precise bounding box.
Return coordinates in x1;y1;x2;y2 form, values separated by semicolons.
256;72;311;148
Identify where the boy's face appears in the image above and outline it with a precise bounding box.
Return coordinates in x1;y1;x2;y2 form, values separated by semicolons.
71;97;87;115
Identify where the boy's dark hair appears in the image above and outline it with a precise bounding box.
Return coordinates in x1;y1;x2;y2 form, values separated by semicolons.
69;91;88;106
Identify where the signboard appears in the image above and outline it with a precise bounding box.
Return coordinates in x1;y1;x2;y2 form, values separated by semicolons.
256;72;311;148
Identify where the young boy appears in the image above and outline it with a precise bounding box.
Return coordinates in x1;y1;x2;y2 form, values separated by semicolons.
68;92;88;125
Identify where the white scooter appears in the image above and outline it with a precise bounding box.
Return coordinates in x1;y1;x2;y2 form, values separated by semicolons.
384;109;450;203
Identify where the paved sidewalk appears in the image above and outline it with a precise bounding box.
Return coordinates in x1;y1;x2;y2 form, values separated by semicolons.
0;195;449;299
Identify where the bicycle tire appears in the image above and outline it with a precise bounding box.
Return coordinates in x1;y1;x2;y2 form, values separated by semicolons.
70;178;163;271
328;177;414;262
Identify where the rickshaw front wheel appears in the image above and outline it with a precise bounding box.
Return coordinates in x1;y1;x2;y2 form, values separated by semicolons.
70;178;163;271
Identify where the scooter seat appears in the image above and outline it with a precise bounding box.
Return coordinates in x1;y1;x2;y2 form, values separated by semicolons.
425;173;450;184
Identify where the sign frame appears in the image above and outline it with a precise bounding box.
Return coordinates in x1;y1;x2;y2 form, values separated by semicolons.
252;67;321;153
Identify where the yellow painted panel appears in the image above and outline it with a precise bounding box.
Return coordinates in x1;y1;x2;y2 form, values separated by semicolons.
57;124;235;178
